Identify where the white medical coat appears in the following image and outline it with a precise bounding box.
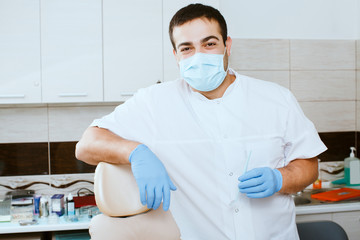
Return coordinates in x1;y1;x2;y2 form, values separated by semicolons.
91;69;327;240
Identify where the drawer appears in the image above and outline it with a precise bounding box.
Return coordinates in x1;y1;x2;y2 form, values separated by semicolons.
296;213;332;223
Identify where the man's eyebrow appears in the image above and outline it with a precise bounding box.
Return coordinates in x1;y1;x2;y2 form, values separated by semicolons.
176;36;220;50
201;35;220;43
177;41;192;49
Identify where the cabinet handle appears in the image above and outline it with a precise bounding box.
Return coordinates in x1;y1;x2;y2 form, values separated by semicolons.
0;94;25;98
120;92;134;97
58;93;88;97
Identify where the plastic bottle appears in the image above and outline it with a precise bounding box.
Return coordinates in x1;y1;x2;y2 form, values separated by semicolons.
64;195;67;216
344;147;360;186
67;193;75;217
40;196;49;218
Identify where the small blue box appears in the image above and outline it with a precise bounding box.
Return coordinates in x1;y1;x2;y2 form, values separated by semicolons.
33;195;41;216
51;194;64;216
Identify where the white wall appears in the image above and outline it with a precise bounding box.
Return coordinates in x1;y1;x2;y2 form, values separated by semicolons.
164;0;360;81
357;0;360;38
220;0;360;39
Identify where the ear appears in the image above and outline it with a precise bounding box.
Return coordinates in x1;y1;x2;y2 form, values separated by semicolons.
225;36;232;56
173;48;180;67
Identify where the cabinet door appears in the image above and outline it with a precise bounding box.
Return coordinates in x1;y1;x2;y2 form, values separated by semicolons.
333;211;360;240
41;0;103;103
0;0;41;104
103;0;162;102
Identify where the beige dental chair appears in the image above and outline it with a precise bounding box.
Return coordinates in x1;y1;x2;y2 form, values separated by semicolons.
89;162;181;240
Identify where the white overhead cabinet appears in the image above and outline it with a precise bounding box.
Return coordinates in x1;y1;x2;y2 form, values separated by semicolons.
1;0;163;104
0;0;41;104
41;0;103;103
103;0;162;102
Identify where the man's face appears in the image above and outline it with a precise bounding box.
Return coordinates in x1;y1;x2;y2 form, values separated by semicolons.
172;17;231;63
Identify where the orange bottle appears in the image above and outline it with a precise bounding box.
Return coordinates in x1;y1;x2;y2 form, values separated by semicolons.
313;179;322;189
313;159;322;189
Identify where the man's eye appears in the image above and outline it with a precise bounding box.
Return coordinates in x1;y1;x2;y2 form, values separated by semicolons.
207;42;216;47
180;47;190;52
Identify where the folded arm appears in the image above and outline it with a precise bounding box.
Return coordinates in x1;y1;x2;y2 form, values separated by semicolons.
75;126;176;211
75;126;140;165
278;157;318;194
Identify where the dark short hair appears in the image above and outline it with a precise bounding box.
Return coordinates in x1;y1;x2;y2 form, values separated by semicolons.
169;3;227;51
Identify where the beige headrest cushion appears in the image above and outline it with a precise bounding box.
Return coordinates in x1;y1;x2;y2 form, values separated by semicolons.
94;162;149;217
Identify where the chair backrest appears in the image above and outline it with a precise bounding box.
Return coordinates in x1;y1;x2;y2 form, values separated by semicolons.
91;162;181;240
297;221;348;240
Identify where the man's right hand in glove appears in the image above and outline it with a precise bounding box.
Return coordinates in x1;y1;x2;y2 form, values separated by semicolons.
129;144;177;211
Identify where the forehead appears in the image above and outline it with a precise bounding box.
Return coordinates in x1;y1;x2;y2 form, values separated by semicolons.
172;17;222;46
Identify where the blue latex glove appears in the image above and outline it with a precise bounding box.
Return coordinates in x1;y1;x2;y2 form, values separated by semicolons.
129;144;177;211
238;167;283;198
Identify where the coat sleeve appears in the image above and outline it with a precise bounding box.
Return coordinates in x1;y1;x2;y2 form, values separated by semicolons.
90;87;155;145
283;90;327;163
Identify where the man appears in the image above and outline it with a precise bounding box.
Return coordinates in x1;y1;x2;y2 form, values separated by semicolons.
76;4;327;239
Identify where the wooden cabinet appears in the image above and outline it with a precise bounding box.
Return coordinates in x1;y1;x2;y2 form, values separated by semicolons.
0;0;41;104
103;0;162;102
41;0;103;103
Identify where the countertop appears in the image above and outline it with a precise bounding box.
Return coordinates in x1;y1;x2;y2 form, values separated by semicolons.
296;201;360;215
2;187;360;234
294;186;360;215
2;204;360;234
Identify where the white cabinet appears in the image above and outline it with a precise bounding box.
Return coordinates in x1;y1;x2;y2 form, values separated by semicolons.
0;0;41;104
103;0;162;102
41;0;103;103
1;0;227;104
333;211;360;240
297;210;360;240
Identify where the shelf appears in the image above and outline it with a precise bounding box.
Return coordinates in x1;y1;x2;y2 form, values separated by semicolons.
0;216;90;234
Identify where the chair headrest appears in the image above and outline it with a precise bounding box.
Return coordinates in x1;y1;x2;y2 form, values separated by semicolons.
94;162;149;217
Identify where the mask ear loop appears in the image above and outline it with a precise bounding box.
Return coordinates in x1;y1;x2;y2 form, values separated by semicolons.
223;45;229;73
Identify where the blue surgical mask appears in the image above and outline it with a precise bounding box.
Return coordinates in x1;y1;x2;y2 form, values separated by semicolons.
179;49;227;92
